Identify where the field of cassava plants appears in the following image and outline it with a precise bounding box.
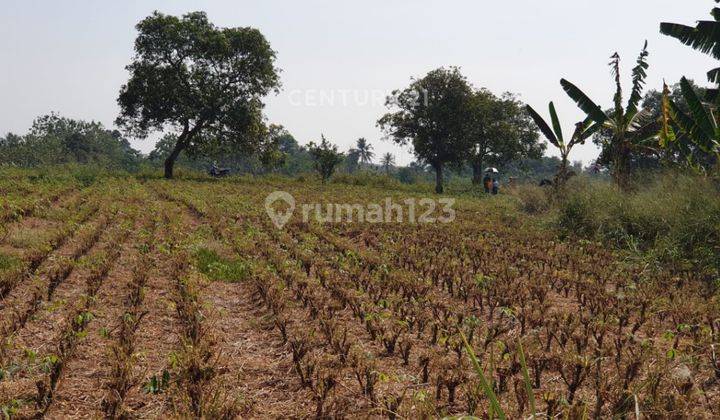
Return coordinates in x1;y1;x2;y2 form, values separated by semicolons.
0;172;719;418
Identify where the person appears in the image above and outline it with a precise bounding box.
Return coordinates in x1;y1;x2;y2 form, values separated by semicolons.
210;161;219;177
492;178;499;195
483;173;492;193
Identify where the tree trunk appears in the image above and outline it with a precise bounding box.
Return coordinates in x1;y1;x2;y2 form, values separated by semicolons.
434;164;444;194
611;141;632;191
472;160;483;185
555;156;569;186
163;121;204;179
164;140;186;179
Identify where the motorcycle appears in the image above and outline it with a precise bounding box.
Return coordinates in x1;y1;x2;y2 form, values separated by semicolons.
209;166;230;177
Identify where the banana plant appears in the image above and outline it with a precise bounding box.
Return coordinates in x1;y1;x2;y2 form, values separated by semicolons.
660;1;720;87
525;102;600;185
661;77;720;173
560;41;657;189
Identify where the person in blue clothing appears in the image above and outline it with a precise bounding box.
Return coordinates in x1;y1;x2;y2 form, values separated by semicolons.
491;178;499;195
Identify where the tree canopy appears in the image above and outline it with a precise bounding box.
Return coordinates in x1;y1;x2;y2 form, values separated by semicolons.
116;11;281;178
378;67;474;193
379;67;544;193
467;90;545;183
307;135;344;182
0;113;140;169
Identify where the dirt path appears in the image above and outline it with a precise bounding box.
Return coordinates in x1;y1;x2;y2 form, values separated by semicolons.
202;280;317;418
155;189;319;417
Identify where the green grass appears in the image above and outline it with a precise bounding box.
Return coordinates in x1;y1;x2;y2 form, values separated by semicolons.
195;247;249;283
0;252;20;271
552;173;720;283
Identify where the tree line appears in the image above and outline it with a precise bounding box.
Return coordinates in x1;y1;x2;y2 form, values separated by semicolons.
3;5;718;191
111;11;545;191
0;113;141;170
377;67;544;193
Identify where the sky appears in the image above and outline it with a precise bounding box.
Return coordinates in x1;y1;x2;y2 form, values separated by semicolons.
1;1;717;166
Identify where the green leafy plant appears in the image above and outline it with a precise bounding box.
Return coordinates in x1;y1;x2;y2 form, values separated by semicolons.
143;370;171;394
40;355;60;374
526;102;600;185
460;332;506;419
561;41;657;188
660;78;720;171
99;327;110;339
307;135;345;183
660;1;720;86
195;247;249;282
1;399;23;419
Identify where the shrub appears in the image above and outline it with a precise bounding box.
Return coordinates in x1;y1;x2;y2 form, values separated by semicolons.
331;172;404;189
512;184;551;214
71;165;99;187
555;174;720;278
555;179;624;239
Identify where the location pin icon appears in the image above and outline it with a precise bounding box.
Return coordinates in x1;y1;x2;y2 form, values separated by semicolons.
265;191;296;229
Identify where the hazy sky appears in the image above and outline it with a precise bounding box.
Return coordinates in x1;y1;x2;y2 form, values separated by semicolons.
1;1;717;165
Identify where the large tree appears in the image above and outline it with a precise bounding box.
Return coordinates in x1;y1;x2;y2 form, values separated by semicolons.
148;123;291;175
466;90;544;184
116;11;281;179
378;67;473;193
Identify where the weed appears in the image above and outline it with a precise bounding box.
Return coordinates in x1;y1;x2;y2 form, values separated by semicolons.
195;247;249;282
143;370;171;394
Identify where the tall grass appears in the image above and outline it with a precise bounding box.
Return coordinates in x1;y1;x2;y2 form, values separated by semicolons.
555;173;720;281
460;332;506;419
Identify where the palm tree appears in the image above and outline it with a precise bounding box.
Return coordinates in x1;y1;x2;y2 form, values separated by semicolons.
355;138;375;165
346;148;360;173
526;103;600;186
661;78;720;172
661;2;720;87
660;3;720;171
380;153;395;175
560;41;657;189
